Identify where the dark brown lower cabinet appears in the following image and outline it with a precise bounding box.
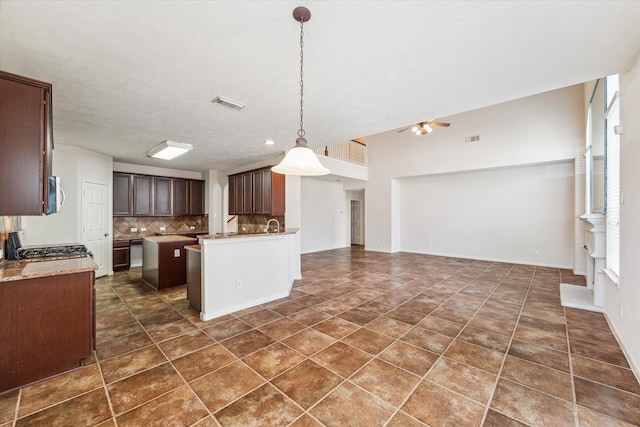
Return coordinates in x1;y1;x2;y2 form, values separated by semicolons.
0;270;95;392
113;240;131;271
142;237;197;289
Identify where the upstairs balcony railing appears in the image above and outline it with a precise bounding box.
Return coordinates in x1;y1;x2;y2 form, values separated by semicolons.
312;138;367;166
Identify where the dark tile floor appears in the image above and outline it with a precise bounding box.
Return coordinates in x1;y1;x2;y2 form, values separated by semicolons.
2;246;640;426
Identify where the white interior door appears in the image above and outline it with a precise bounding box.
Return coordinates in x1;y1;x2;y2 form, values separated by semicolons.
82;181;109;277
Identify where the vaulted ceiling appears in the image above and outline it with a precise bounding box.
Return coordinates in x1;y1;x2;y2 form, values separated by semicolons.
1;1;639;172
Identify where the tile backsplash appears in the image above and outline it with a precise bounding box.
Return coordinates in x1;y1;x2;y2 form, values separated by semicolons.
237;214;285;233
113;215;208;239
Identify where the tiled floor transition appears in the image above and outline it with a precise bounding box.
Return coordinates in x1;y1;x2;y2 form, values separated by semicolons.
1;246;640;426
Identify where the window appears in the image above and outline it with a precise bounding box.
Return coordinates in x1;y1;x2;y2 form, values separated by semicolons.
605;75;620;279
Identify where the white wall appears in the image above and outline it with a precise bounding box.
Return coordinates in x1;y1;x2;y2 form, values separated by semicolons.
300;178;349;254
22;145;112;246
366;85;585;260
207;170;227;234
603;52;640;378
398;162;574;267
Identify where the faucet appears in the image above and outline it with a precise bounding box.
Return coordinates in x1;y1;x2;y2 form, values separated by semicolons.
266;218;280;234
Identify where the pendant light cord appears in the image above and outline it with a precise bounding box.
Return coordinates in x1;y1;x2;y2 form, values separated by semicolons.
298;17;305;139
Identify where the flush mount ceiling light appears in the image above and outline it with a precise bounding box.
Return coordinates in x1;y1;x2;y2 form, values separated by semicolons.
211;96;246;111
147;140;193;160
272;6;330;176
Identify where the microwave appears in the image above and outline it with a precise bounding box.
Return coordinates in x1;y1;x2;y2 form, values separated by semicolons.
46;176;65;214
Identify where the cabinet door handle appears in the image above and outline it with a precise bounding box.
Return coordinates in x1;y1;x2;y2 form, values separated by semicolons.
104;233;110;237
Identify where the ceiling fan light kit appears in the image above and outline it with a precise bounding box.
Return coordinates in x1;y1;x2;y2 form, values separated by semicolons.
399;120;451;136
412;123;432;135
272;6;330;176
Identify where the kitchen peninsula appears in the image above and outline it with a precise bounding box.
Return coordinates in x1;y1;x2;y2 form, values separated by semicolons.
197;229;299;320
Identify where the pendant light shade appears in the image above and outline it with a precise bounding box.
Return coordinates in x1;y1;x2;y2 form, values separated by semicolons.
272;138;330;176
272;6;330;176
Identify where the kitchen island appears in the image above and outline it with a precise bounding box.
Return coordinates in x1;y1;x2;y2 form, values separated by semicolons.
142;235;197;289
198;229;299;320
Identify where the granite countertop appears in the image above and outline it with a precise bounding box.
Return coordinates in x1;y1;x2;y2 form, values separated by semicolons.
200;228;300;240
142;235;198;243
155;231;209;236
184;244;201;252
115;231;207;241
0;256;98;282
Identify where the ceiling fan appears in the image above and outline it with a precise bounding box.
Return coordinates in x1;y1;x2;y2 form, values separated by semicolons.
398;120;451;135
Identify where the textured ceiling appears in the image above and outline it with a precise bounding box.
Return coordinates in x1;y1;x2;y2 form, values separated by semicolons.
1;1;639;173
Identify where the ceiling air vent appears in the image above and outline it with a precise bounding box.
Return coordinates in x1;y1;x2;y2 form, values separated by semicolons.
465;135;480;143
211;96;246;111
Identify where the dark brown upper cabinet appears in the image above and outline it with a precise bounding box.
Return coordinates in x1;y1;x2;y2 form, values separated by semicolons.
113;173;204;217
270;172;286;216
252;170;262;214
172;178;189;216
188;180;205;215
153;177;173;216
260;169;272;214
132;175;153;216
228;175;237;215
228;167;285;216
242;173;252;215
113;173;133;215
0;71;54;215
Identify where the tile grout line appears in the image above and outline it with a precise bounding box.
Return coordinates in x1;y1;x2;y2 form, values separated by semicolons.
563;299;580;427
476;262;531;426
10;387;21;427
14;251;632;426
377;259;510;425
277;260;455;425
94;350;118;427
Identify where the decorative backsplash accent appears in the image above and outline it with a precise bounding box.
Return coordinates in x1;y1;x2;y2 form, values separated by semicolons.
237;214;285;233
113;215;208;239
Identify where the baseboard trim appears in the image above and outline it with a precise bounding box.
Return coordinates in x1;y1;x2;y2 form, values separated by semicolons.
603;312;640;385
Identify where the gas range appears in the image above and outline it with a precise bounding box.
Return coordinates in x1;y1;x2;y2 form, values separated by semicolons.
17;244;93;261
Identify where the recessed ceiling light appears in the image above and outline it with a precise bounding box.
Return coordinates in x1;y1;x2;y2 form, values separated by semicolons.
147;140;193;160
211;96;246;111
264;139;275;145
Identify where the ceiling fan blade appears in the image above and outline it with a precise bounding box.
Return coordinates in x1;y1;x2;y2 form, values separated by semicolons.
427;121;450;127
397;127;411;133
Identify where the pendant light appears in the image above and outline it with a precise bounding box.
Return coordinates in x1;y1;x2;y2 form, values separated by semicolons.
272;7;330;176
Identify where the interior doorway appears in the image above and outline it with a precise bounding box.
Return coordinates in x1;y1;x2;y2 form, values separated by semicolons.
82;181;109;277
351;200;363;245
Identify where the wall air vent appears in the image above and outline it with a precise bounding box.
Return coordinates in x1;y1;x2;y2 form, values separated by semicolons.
211;96;246;111
465;135;480;143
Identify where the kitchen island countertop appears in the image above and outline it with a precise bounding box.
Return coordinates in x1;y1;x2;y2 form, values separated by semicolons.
142;235;198;244
0;256;98;282
199;228;300;240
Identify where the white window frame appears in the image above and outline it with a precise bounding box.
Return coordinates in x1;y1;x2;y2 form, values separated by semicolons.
604;76;620;283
